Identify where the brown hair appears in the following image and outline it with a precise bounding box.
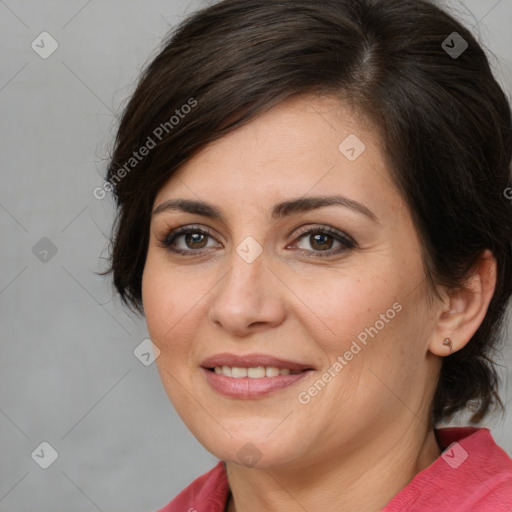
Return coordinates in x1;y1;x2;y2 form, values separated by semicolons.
100;0;512;425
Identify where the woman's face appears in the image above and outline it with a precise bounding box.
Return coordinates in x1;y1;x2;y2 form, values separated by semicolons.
142;95;442;469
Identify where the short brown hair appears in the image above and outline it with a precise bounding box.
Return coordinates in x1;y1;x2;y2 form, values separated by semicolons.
101;0;512;425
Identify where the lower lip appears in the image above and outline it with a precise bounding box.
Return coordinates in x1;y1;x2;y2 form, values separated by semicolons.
201;368;312;399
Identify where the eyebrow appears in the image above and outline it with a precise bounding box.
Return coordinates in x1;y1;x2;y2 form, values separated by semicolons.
152;195;379;224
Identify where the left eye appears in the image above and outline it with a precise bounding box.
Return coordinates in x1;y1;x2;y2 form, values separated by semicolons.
291;228;355;256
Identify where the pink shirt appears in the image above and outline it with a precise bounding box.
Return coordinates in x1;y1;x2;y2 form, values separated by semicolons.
156;427;512;511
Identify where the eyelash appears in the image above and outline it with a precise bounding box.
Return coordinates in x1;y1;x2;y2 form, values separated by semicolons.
157;224;356;258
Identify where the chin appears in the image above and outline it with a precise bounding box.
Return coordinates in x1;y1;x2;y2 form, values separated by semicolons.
193;430;307;470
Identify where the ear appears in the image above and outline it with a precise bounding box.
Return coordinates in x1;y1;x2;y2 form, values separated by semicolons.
428;249;497;357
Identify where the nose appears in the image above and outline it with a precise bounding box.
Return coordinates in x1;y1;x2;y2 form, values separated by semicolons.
208;244;287;336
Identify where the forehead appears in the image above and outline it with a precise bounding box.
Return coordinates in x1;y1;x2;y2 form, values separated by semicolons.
153;95;396;217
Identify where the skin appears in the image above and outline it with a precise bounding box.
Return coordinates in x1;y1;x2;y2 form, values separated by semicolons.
141;94;497;512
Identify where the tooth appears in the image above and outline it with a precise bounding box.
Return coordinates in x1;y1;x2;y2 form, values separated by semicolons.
231;367;248;378
212;365;299;378
265;366;280;377
248;366;266;378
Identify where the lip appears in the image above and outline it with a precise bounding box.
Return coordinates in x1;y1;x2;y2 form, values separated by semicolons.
201;367;312;399
200;352;314;372
200;352;315;399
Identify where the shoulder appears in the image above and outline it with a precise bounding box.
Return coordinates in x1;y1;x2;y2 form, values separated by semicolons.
447;427;512;510
155;461;229;512
383;427;512;511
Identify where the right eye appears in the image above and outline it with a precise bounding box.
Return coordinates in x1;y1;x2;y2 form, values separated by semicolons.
157;225;221;255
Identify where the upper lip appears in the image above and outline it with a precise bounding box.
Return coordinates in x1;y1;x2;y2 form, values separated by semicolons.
200;353;314;371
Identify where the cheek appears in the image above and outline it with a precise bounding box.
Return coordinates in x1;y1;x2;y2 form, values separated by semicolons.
141;264;165;336
292;267;398;350
291;263;420;405
299;274;417;412
141;259;181;345
141;258;213;352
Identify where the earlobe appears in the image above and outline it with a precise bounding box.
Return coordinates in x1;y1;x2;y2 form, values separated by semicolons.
442;337;453;353
428;249;497;357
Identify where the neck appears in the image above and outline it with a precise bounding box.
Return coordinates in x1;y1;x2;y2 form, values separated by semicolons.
225;423;442;512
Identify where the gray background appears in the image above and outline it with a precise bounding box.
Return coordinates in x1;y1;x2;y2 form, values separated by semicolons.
0;1;511;511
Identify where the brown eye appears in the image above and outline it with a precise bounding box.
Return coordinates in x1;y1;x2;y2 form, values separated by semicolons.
308;232;335;251
183;232;209;249
291;226;356;258
158;226;220;254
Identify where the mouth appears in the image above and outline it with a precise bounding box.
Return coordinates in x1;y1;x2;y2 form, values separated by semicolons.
200;353;315;399
200;352;314;373
205;366;305;377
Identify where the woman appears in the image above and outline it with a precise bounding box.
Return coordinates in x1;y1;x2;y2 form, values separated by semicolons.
101;0;512;510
